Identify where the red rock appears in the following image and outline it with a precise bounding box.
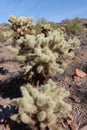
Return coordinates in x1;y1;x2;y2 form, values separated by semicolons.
70;123;79;130
61;119;67;128
68;114;74;121
6;124;10;130
75;69;86;78
67;119;72;125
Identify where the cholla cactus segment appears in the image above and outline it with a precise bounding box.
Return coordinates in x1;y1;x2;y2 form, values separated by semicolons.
7;46;19;54
11;79;71;129
41;24;53;37
67;37;80;49
41;24;52;31
8;15;35;44
9;15;34;28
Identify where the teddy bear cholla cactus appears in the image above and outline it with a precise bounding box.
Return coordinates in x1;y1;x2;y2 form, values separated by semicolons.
8;16;80;83
11;79;71;130
8;15;35;42
16;28;80;83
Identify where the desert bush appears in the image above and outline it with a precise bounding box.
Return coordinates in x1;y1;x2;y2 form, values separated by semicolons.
8;15;35;46
35;21;58;35
34;22;52;35
48;21;59;29
34;23;41;35
11;79;71;130
65;18;84;35
16;29;80;84
37;18;47;24
8;16;80;84
0;29;5;42
41;24;52;37
2;30;15;44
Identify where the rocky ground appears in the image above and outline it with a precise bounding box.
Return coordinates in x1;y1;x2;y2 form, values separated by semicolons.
0;28;87;130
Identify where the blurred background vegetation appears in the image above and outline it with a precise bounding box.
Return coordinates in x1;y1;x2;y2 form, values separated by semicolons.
0;17;86;43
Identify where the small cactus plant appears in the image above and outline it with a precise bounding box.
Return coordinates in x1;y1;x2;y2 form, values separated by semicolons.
8;15;35;46
11;79;71;130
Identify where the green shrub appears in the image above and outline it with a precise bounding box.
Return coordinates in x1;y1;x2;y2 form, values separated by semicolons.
0;29;4;42
34;23;41;35
37;18;47;24
65;18;84;35
11;79;71;130
48;21;59;30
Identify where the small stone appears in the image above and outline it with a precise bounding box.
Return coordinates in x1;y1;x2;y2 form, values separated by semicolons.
6;124;10;130
67;119;72;125
75;69;86;78
60;119;67;128
68;114;74;121
70;123;79;130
